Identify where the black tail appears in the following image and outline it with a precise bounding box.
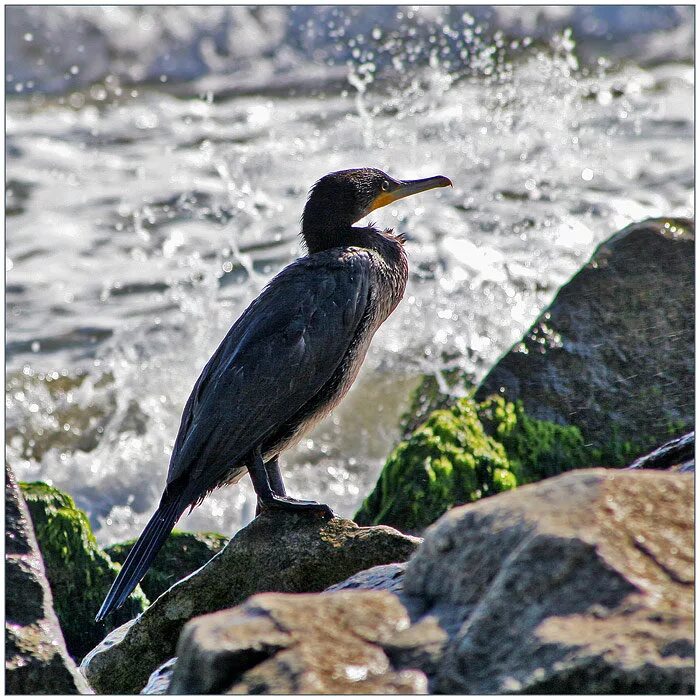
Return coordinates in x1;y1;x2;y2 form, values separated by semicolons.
95;492;184;622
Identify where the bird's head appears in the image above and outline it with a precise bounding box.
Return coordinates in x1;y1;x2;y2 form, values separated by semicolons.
301;167;452;253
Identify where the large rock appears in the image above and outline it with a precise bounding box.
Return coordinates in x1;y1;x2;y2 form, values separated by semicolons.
105;530;228;603
403;468;693;693
5;465;90;694
19;481;148;661
476;217;694;464
170;591;427;693
80;511;419;694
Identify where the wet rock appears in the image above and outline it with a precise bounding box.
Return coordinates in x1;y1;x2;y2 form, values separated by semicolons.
170;590;427;693
19;481;148;661
5;465;90;694
404;468;693;693
105;530;228;603
476;217;695;465
80;511;419;694
626;431;694;472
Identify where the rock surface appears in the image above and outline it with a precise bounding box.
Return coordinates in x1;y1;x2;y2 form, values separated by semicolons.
476;217;695;464
141;657;177;695
19;481;148;660
403;468;694;693
326;563;408;597
81;511;420;694
105;530;228;603
170;591;427;693
5;465;91;694
626;431;694;472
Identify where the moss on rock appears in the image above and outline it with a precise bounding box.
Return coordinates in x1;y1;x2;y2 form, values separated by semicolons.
19;481;148;661
355;398;517;533
105;530;228;602
355;393;618;532
399;366;474;438
477;395;591;483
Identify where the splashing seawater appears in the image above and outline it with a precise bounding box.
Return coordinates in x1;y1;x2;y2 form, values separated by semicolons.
6;20;693;544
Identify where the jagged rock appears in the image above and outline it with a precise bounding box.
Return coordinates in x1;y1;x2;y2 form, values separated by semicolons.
626;431;694;472
476;217;694;464
403;468;693;693
19;481;148;660
5;465;91;694
80;511;420;694
169;591;427;693
105;530;228;603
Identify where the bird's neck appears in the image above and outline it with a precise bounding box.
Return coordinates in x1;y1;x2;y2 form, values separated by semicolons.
303;222;403;259
302;220;353;254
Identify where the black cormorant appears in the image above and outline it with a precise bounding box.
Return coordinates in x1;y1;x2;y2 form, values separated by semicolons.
96;167;451;621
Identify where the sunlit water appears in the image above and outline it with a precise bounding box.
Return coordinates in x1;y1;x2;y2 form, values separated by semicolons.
6;26;693;545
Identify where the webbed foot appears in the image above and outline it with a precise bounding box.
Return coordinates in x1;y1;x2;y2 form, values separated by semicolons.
259;495;334;518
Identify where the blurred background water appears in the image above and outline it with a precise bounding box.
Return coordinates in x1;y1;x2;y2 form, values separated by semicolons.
6;6;694;545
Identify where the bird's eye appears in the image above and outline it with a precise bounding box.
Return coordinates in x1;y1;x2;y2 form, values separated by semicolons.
381;180;391;191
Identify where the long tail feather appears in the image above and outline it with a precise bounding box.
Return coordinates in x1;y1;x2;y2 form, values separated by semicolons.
95;493;184;621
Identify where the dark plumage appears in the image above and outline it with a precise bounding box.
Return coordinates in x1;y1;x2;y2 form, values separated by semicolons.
96;167;451;621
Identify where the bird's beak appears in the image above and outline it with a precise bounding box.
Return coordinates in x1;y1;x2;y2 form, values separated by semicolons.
368;175;453;213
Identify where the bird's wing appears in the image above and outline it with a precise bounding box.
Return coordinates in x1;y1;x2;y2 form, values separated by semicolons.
166;250;373;494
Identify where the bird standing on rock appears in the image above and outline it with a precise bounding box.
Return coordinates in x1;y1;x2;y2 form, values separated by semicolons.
96;167;452;621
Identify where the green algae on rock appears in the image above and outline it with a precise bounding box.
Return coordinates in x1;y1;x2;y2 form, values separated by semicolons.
477;395;591;483
19;481;148;661
105;530;228;602
355;393;609;532
355;398;517;533
6;466;90;694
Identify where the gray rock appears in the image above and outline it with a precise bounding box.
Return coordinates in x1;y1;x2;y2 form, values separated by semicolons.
403;468;693;693
379;615;448;685
626;431;694;472
5;464;91;694
141;658;177;695
476;217;694;464
81;511;420;694
325;562;408;596
169;590;427;694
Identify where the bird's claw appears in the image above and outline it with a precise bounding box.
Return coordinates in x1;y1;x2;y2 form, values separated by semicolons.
261;496;334;518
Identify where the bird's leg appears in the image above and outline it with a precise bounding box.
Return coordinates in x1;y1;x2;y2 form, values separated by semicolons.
249;447;333;517
255;456;287;516
264;456;287;497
